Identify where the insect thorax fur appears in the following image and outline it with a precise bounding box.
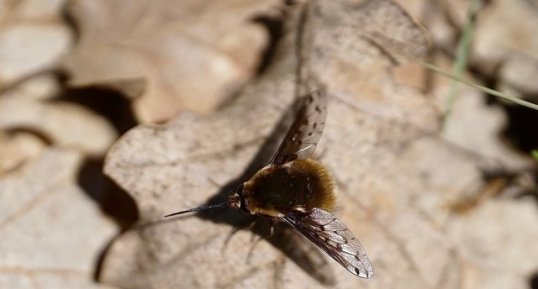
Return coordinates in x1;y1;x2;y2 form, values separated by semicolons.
229;159;335;218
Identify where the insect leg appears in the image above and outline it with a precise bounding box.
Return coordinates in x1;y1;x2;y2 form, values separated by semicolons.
246;218;278;264
221;216;257;252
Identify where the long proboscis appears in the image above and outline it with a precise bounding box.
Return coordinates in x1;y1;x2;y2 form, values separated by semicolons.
163;202;228;218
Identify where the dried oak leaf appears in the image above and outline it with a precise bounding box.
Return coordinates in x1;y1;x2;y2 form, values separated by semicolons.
448;198;538;289
0;0;72;88
0;74;118;157
393;0;460;52
61;0;279;123
430;53;533;171
392;1;534;169
397;0;538;96
0;130;46;174
0;149;118;289
472;0;538;95
102;1;537;288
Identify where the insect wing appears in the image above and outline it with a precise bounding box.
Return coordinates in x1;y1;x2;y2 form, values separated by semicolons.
283;208;373;278
270;90;328;165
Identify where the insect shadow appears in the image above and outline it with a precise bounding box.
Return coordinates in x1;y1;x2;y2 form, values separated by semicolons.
193;96;336;285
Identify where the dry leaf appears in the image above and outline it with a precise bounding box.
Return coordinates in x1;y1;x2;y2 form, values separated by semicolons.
431;53;532;171
0;1;534;289
100;1;537;289
100;1;455;288
397;0;538;96
0;149;118;289
0;131;46;174
0;75;118;157
61;0;280;122
0;0;72;88
449;199;538;289
472;0;538;95
394;0;458;52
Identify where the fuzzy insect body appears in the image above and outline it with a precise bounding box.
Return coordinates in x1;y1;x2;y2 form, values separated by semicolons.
240;158;335;218
166;89;374;279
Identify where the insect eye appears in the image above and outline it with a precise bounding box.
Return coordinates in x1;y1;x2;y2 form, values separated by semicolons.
233;184;252;212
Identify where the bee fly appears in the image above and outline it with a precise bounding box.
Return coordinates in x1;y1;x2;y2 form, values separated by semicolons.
165;89;374;279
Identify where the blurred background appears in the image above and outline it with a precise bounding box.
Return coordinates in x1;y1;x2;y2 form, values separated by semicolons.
0;0;537;288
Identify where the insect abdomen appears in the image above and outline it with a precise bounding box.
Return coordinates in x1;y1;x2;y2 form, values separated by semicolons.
288;159;335;211
244;159;335;216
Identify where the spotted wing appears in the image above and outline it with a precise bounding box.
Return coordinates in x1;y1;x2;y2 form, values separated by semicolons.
283;208;374;278
270;89;328;165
